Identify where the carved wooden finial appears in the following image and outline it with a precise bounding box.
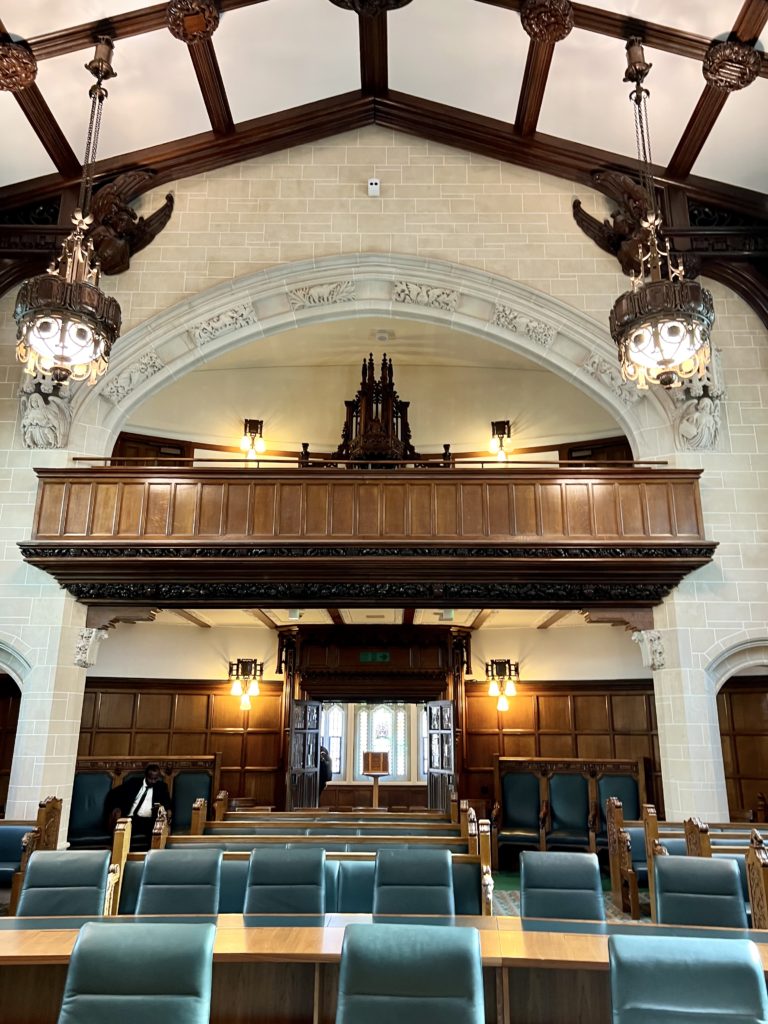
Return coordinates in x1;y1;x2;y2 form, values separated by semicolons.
0;41;37;91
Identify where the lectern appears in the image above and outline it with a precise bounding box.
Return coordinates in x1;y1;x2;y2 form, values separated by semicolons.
362;751;389;809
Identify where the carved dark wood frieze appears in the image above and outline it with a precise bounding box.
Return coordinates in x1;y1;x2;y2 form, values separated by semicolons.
87;171;174;275
500;758;640;777
18;544;717;560
328;0;413;13
520;0;574;42
64;581;673;604
703;40;761;92
0;224;69;254
0;40;37;91
0;196;59;226
166;0;220;42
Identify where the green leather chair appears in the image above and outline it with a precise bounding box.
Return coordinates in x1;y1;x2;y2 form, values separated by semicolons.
373;849;455;916
608;934;768;1024
0;824;30;887
545;774;591;850
67;772;113;848
497;771;541;856
244;847;325;913
171;772;212;834
135;849;222;915
520;850;605;921
17;850;111;917
57;921;215;1024
336;923;484;1024
596;776;640;848
654;855;748;928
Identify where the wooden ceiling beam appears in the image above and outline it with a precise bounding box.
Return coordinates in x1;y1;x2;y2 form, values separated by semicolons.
470;609;495;630
188;39;235;134
515;39;555;137
244;608;278;629
665;0;768;179
402;608;416;626
172;609;211;628
359;11;388;96
474;0;768;77
536;609;569;630
328;609;345;626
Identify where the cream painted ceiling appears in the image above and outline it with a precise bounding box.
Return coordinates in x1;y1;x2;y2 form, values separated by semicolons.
125;315;622;453
155;607;588;629
0;1;766;193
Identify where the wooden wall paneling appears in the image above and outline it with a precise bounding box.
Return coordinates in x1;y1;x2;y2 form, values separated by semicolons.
0;677;20;813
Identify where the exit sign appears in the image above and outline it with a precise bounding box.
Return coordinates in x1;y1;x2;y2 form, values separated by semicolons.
359;652;390;663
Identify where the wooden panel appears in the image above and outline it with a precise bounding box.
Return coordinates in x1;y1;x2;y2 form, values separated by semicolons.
460;484;485;535
564;483;591;536
174;694;209;731
305;484;330;536
465;732;499;768
171;483;197;535
93;732;131;755
505;695;536;731
671;482;700;535
576;734;613;758
145;483;171;535
512;483;537;535
330;484;355;535
116;484;144;535
211;694;246;729
465;696;500;730
538;734;575;757
171;732;207;755
613;733;652;761
245;733;281;767
487;484;511;535
618;484;644;536
435;484;458;535
198;483;225;535
135;693;173;731
644;483;673;536
611;694;649;733
277;484;303;535
573;695;609;732
210;732;245;768
408;483;432;535
592;483;619;535
248;695;283;730
133;733;170;757
721;735;735;776
383;484;406;536
730;692;768;732
539;484;564;535
36;482;66;535
63;483;91;535
225;484;251;535
538;695;571;731
80;691;95;729
502;734;537;757
357;484;380;536
90;483;118;535
97;692;135;730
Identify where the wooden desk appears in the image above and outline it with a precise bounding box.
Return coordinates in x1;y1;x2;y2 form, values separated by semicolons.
2;914;767;1024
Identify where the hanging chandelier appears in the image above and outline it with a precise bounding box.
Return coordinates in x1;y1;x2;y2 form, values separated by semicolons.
14;38;121;386
229;658;264;711
609;39;714;390
486;659;519;712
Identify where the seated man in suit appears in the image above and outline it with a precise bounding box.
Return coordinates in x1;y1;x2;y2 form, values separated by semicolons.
105;763;172;850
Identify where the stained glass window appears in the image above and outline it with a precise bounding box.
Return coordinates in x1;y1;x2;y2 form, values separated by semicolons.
320;702;346;781
355;703;409;781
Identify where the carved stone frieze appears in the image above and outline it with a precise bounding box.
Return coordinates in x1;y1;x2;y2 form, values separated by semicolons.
392;281;458;312
0;41;37;91
190;300;259;345
492;302;556;347
520;0;574;42
287;280;356;310
327;0;413;13
167;0;220;42
674;395;722;452
631;629;665;671
74;627;110;669
103;350;165;404
703;41;761;93
19;377;72;449
581;352;642;406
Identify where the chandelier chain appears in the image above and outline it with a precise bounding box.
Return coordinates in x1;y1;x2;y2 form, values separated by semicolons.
632;88;656;221
78;83;106;216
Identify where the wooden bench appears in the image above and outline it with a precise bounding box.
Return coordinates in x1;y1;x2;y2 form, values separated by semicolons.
213;787;459;823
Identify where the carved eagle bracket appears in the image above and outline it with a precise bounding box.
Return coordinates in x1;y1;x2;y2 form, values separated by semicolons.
87;170;174;275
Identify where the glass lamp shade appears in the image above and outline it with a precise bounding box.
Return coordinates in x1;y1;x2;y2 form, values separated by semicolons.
610;278;714;390
246;678;260;697
488;435;500;453
496;694;509;712
230;678;244;696
487;679;501;698
496;447;507;462
504;679;517;697
254;435;266;454
240;434;251;451
14;215;121;385
239;693;251;712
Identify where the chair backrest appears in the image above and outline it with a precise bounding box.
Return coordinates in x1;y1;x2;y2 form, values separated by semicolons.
520;850;605;921
501;772;540;828
654;856;748;928
0;824;31;865
372;848;455;915
135;849;222;915
549;774;589;831
336;923;484;1024
599;776;640;826
57;921;216;1024
172;772;213;833
609;934;768;1024
17;851;111;917
244;847;325;914
68;773;113;836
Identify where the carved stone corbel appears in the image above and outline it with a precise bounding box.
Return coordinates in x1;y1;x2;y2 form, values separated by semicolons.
631;629;666;671
74;627;110;669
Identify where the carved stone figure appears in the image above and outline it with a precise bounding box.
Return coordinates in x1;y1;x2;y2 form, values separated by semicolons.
87;170;174;275
572;170;650;276
19;379;72;449
675;395;721;451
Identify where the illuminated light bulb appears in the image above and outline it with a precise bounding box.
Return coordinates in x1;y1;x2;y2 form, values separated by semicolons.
496;447;507;462
240;434;251;451
246;678;260;697
254;435;266;454
489;435;500;454
239;693;251;712
230;678;243;696
246;448;258;461
504;679;517;698
497;694;509;712
488;679;501;698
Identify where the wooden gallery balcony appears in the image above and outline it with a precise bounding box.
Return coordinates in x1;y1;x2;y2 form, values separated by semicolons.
19;464;716;609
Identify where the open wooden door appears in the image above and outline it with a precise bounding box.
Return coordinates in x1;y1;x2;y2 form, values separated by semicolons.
287;699;321;809
427;700;454;812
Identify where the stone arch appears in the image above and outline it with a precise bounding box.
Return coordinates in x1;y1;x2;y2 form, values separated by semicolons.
71;253;676;459
0;634;32;690
705;629;768;694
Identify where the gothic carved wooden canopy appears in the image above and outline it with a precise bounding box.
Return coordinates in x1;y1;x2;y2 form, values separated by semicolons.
335;353;419;464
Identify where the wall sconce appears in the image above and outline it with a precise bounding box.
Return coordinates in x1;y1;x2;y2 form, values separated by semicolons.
240;419;266;460
229;658;264;711
486;659;519;711
488;420;511;462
